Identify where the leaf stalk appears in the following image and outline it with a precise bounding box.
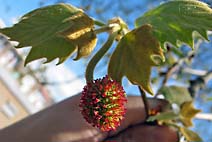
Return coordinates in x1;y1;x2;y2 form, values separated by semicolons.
85;32;118;82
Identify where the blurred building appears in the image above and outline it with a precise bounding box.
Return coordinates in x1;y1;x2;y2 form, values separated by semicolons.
0;33;51;129
0;30;84;129
0;68;29;129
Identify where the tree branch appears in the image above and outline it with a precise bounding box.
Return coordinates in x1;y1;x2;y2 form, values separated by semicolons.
155;51;195;98
188;70;212;96
195;113;212;121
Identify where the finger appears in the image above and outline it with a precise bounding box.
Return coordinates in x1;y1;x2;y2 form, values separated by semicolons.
109;96;169;136
106;124;178;142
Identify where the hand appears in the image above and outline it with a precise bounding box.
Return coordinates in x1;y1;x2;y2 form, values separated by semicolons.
105;96;178;142
106;124;178;142
0;94;178;142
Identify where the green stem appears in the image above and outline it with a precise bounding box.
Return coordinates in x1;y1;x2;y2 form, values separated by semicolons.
138;86;149;119
93;19;106;27
94;26;112;34
85;32;117;82
163;122;180;129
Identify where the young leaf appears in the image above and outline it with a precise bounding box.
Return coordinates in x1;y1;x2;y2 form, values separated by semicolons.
147;111;178;122
0;4;96;65
159;86;192;106
180;127;202;142
180;101;201;127
108;24;165;95
135;0;212;49
207;97;212;101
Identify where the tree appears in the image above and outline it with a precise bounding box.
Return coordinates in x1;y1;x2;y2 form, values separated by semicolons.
1;0;212;141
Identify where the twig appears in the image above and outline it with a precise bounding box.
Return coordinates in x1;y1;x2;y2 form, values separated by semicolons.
93;19;106;27
203;70;212;83
195;113;212;121
154;38;204;98
93;26;112;34
155;51;195;98
164;52;195;85
138;86;149;119
182;68;207;76
188;70;212;96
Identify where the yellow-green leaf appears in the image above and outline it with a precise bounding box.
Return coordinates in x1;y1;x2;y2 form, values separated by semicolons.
180;101;201;127
180;127;202;142
108;24;165;95
159;86;192;106
147;111;178;122
135;0;212;49
0;4;96;65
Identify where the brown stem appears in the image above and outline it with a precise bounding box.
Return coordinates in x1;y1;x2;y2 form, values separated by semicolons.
155;51;195;98
138;86;149;119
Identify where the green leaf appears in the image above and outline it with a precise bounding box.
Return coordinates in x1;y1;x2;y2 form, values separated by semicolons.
207;97;212;101
135;0;212;49
180;101;201;127
108;24;165;95
180;127;202;142
165;52;177;65
159;86;192;106
147;111;178;122
0;4;97;65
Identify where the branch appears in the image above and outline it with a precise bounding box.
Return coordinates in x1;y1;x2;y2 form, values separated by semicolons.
195;113;212;121
93;26;112;34
155;39;204;98
182;68;207;76
188;70;212;96
155;51;195;97
164;51;195;85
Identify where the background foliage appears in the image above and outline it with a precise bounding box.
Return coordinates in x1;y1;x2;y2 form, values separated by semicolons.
1;0;212;141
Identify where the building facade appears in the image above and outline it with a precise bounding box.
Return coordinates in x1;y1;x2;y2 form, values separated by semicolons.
0;32;84;129
0;72;29;129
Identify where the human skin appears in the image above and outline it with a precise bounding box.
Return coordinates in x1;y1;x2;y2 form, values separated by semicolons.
0;94;178;142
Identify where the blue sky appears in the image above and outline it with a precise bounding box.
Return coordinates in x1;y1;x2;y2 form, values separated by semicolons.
0;0;148;96
1;1;212;141
0;0;81;26
0;0;146;95
0;0;39;26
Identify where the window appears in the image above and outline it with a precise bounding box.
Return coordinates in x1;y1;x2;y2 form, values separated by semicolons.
1;101;18;119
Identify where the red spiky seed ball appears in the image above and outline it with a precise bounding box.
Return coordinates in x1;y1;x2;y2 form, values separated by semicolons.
79;75;127;131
